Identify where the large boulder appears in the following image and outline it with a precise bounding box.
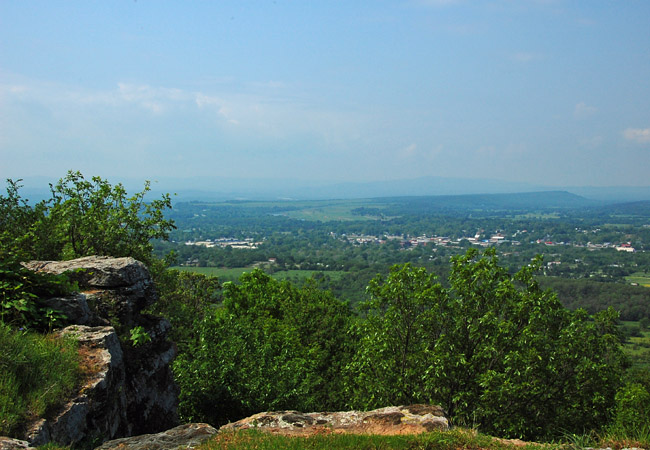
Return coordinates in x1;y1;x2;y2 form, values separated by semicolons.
24;256;157;329
220;405;449;435
15;256;179;448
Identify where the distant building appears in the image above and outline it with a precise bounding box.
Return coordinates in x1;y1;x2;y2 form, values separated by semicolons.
616;243;635;252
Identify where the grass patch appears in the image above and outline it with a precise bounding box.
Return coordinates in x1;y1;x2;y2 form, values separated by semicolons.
273;269;346;282
624;334;650;369
625;272;650;288
0;322;80;436
198;428;553;450
171;266;251;280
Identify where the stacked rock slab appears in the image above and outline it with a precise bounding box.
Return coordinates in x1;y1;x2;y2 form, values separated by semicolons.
220;405;449;435
20;256;179;448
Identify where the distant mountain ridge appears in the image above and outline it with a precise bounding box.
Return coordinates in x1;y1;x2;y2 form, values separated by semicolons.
372;190;601;212
9;175;650;203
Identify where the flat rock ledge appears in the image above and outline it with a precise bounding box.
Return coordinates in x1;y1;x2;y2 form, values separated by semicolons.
220;405;449;436
95;423;218;450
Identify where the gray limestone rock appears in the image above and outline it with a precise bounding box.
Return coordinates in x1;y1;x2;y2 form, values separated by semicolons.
15;256;179;448
95;423;218;450
220;405;449;435
26;326;128;447
0;437;35;450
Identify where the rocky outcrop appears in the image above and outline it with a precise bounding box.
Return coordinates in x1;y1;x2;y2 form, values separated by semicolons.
0;437;35;450
95;423;218;450
24;256;157;330
220;405;449;436
18;256;179;448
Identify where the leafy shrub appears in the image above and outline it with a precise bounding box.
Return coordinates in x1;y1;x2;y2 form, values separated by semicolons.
1;172;175;266
173;270;353;425
0;251;76;330
611;383;650;437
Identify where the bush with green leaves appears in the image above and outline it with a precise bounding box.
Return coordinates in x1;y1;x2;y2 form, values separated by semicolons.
346;248;627;441
610;382;650;437
173;270;353;425
148;269;222;353
1;171;175;265
0;251;76;330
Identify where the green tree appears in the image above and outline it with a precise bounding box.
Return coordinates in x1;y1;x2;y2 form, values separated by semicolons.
0;180;52;260
1;172;175;265
47;171;175;264
150;269;221;352
347;248;627;440
346;263;444;408
173;270;353;425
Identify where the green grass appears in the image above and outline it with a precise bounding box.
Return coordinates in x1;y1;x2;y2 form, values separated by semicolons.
624;330;650;369
273;269;346;281
172;266;346;283
625;272;650;287
0;322;80;436
171;266;251;279
197;428;551;450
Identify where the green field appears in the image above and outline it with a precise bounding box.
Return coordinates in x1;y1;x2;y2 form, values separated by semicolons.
171;266;251;279
626;272;650;287
194;198;393;222
282;201;389;222
621;321;650;369
171;266;346;282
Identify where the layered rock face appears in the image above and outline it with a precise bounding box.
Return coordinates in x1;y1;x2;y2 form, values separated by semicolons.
20;256;179;448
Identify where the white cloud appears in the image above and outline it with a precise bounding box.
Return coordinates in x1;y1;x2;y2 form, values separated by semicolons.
116;83;190;114
574;102;597;119
623;128;650;144
195;93;222;108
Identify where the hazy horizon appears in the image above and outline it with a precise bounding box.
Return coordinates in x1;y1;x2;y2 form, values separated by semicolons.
2;1;649;187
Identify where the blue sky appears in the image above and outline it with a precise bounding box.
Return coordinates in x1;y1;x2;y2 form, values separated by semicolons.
1;1;649;188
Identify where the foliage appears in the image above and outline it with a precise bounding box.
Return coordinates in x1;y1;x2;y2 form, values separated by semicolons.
45;171;175;264
148;268;221;353
0;322;80;436
540;277;650;322
1;171;175;265
0;251;76;330
128;325;152;347
347;263;443;407
0;179;52;260
346;248;627;441
173;269;353;425
610;383;650;438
